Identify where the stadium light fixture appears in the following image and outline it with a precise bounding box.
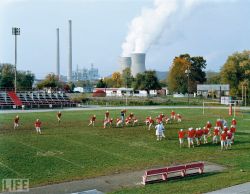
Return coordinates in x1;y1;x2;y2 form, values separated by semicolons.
12;27;20;93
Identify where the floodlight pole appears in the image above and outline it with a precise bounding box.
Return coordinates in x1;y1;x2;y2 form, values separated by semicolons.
185;66;191;105
12;27;20;93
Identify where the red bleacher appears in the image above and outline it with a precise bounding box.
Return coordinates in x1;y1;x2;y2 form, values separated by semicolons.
142;162;204;185
0;91;76;109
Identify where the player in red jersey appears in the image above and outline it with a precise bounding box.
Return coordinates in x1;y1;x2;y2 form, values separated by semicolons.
230;125;236;143
176;114;182;122
226;130;233;149
231;118;237;127
125;117;132;126
195;128;203;146
216;119;222;131
220;131;227;150
57;111;62;123
206;121;212;129
105;111;109;120
203;126;210;144
223;126;229;133
14;115;19;129
103;118;113;128
171;110;176;120
88;115;96;127
148;117;154;130
145;117;150;126
132;117;138;126
178;129;185;148
116;118;123;127
164;115;170;124
129;112;134;119
34;119;42;134
213;127;220;144
187;128;195;148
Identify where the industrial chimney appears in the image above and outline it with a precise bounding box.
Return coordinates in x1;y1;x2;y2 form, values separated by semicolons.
68;20;72;82
119;57;131;73
131;53;146;77
56;28;60;80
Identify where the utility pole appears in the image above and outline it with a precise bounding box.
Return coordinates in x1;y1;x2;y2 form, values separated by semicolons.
12;27;20;93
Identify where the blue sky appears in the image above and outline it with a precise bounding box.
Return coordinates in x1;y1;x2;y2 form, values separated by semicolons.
0;0;250;79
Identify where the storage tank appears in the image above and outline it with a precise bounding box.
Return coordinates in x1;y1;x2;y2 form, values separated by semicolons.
131;53;146;77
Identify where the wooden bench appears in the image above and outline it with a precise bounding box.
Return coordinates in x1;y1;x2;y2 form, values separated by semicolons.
142;162;204;185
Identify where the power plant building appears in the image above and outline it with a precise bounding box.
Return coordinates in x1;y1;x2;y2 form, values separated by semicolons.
72;64;99;81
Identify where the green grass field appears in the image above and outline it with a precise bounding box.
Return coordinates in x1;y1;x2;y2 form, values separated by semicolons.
0;108;250;193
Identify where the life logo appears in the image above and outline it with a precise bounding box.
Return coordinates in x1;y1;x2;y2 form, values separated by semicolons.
2;179;29;192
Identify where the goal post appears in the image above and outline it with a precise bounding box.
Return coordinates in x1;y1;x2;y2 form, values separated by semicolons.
202;101;221;115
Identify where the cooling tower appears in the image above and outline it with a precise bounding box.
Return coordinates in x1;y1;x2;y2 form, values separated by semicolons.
131;53;146;77
120;57;131;73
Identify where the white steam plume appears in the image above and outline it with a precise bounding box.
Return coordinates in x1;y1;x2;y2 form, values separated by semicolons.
121;0;199;56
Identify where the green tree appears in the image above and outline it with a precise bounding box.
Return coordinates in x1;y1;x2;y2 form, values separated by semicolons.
0;63;35;90
37;73;62;89
133;71;161;95
17;71;35;90
122;68;133;88
167;54;207;94
220;50;250;96
111;72;122;88
96;79;107;88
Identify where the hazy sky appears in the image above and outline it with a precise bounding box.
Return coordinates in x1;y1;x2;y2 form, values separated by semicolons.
0;0;250;79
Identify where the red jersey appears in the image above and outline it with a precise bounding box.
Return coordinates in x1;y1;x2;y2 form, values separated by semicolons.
206;122;212;129
109;118;113;123
230;126;236;133
216;120;222;127
91;116;96;121
227;132;232;139
35;121;41;128
223;127;229;133
178;131;185;139
214;128;219;136
116;118;121;123
220;133;227;141
196;129;203;138
14;117;19;124
232;119;237;126
203;128;209;135
159;114;164;119
171;111;175;116
149;118;154;124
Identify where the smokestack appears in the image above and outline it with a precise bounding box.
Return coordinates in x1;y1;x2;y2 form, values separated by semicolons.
119;57;131;73
131;53;146;77
56;28;60;80
68;20;72;82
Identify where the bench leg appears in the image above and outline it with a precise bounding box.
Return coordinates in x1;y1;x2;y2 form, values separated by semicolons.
162;173;167;181
181;170;185;177
142;176;147;185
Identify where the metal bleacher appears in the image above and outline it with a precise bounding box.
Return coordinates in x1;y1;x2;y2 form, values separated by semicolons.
0;91;76;109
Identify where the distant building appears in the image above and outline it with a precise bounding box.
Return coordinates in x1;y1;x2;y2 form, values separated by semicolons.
72;64;99;81
197;84;230;98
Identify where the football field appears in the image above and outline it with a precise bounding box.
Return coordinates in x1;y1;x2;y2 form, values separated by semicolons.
0;108;250;193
